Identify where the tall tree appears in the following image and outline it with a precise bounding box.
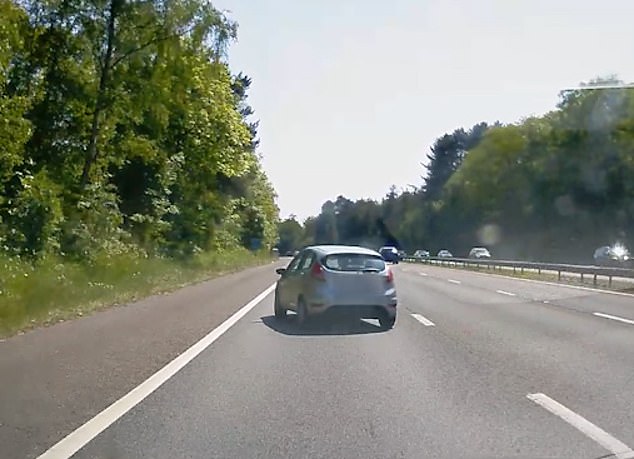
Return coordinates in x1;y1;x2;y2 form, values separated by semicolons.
0;0;280;258
277;217;303;254
314;200;338;244
423;123;489;199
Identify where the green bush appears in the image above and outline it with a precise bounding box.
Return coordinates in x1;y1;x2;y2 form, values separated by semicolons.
3;170;63;256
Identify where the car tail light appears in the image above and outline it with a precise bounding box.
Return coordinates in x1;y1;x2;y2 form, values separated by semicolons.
311;262;325;281
385;267;394;283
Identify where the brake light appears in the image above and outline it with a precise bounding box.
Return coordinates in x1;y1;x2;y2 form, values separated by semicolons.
385;267;394;283
311;262;325;281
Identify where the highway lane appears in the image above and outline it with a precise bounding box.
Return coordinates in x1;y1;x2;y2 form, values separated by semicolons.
400;262;634;327
0;261;284;459
397;265;634;449
60;264;634;458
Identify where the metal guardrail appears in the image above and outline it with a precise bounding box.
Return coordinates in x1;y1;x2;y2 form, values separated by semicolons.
402;256;634;287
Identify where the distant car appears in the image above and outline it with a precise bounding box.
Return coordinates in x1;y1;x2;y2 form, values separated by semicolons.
398;250;407;260
274;245;398;329
379;246;400;264
469;247;491;259
284;251;294;257
437;250;453;258
593;244;631;267
413;249;430;258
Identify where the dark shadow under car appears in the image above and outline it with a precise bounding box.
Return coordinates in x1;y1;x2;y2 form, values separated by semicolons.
259;314;389;336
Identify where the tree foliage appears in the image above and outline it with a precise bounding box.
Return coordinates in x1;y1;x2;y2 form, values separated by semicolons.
277;216;303;255
0;0;278;259
297;79;634;263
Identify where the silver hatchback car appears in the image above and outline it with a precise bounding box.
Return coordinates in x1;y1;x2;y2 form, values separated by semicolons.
274;245;398;329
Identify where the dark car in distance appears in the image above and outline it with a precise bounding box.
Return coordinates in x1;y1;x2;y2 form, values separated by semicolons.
379;246;400;264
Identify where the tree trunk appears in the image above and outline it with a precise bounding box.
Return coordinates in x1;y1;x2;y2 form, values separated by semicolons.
80;0;120;187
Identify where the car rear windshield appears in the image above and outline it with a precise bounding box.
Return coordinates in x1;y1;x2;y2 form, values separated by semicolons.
323;253;386;272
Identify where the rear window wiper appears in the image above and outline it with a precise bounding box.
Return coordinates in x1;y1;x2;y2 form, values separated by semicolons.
361;268;381;273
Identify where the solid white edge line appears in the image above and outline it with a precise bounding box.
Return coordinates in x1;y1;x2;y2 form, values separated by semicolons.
448;279;461;284
411;313;435;327
496;289;517;296
593;312;634;325
527;393;634;459
37;283;277;459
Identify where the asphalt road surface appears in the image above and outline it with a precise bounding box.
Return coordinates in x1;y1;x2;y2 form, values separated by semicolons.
3;259;634;458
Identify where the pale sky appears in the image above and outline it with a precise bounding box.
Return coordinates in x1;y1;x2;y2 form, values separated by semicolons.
214;0;634;221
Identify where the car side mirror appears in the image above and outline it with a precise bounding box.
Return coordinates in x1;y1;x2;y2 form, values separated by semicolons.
275;267;286;275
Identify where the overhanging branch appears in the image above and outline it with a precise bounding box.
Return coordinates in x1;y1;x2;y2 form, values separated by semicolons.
110;24;198;69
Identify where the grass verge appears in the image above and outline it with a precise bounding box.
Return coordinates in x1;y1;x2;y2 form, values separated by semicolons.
0;248;274;338
405;261;634;294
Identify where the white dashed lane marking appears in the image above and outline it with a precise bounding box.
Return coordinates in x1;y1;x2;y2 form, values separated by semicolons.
527;393;634;459
411;313;435;327
593;312;634;325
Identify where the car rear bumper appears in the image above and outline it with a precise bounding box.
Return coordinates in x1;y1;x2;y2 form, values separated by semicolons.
305;300;397;319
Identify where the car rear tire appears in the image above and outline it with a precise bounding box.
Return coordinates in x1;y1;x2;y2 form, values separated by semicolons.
274;290;287;320
379;314;396;330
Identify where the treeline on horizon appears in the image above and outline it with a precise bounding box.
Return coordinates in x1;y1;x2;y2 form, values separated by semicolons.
279;77;634;264
0;0;278;262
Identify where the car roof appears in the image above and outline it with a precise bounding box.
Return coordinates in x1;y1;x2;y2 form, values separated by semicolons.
305;245;380;256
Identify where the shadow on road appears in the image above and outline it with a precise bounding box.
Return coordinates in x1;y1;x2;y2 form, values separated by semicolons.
260;314;387;336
